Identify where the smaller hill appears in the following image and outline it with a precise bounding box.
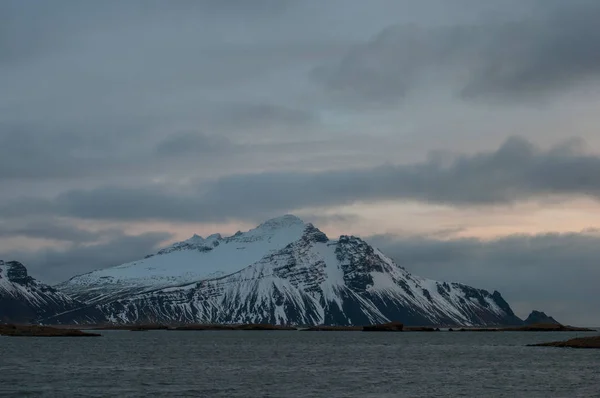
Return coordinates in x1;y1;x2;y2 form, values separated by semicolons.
529;336;600;349
524;310;559;325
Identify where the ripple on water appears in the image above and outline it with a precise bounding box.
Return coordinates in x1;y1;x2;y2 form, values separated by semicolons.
0;330;599;397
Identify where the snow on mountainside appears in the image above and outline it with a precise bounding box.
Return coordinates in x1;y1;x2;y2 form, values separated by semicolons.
0;260;91;323
53;216;522;326
59;215;308;303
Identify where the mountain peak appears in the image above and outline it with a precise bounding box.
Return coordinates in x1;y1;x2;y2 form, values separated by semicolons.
184;232;222;245
0;260;34;285
181;215;305;246
256;215;305;230
302;223;329;243
186;234;205;244
1;260;85;323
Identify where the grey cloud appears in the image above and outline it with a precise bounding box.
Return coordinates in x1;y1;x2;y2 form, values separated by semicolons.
0;119;175;183
366;230;600;325
189;0;293;14
154;104;315;156
302;213;361;226
192;136;600;215
155;131;233;157
0;1;76;65
3;136;600;222
0;0;336;148
0;125;123;180
0;115;318;182
0;231;173;284
0;219;119;244
212;103;315;131
314;1;600;103
0;1;158;65
5;0;560;189
51;187;199;221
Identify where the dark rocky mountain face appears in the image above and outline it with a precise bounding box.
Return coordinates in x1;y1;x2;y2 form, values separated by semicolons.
524;310;560;325
0;260;97;324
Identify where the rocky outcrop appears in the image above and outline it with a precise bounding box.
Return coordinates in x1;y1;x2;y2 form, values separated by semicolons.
524;310;560;325
514;323;593;332
0;260;99;324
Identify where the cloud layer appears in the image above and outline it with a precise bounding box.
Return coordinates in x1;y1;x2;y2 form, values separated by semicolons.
314;1;600;103
3;137;599;223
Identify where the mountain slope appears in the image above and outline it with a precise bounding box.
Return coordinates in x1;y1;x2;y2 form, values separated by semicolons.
59;215;308;303
0;260;92;323
54;216;522;326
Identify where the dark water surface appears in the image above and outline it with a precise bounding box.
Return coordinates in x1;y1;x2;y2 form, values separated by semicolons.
1;330;599;397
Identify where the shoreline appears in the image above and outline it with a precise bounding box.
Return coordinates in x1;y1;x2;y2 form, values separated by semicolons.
0;324;100;337
2;322;596;337
41;322;596;333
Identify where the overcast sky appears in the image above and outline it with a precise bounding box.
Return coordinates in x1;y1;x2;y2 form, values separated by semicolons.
2;0;600;324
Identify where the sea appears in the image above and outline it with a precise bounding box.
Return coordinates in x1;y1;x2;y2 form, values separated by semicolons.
1;330;599;397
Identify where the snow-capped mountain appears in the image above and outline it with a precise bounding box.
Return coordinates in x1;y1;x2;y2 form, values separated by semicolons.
0;260;89;323
59;215;309;303
53;215;522;326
